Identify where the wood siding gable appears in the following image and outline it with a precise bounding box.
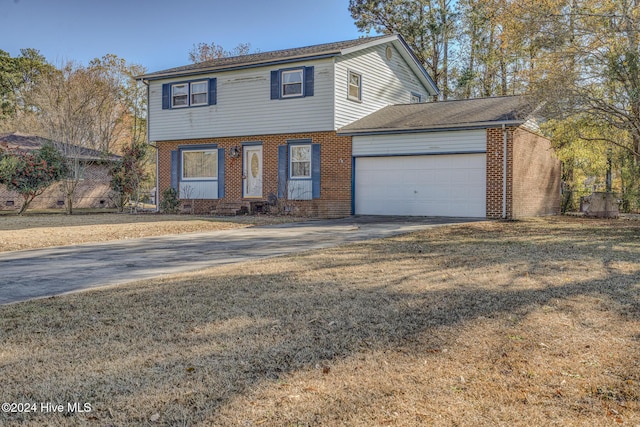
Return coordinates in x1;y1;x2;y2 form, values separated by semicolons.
334;43;434;130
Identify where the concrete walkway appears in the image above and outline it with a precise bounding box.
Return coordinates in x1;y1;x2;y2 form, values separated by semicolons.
0;216;481;305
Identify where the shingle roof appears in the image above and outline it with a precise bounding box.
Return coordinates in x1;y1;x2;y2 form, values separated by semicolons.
0;132;119;161
140;35;393;80
338;96;536;135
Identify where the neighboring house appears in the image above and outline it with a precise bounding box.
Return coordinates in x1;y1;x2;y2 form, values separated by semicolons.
140;34;560;219
0;132;118;211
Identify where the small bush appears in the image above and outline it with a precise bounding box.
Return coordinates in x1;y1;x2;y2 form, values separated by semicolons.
160;187;181;214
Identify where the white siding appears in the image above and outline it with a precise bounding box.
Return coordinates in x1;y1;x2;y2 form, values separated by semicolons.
335;43;431;129
288;180;313;200
148;59;335;141
352;130;486;157
179;181;217;199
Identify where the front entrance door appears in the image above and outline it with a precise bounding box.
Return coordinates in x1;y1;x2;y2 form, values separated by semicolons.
243;145;263;198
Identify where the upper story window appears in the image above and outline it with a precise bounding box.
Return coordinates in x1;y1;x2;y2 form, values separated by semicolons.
190;81;208;106
271;66;314;100
348;71;362;101
410;92;423;103
182;149;218;180
282;70;303;97
172;83;189;107
162;78;217;110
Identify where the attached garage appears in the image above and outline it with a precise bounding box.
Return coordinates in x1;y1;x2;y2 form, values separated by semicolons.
339;96;562;219
352;129;487;217
354;153;486;217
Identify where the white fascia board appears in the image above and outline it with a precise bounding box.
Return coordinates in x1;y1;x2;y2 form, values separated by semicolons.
340;34;400;55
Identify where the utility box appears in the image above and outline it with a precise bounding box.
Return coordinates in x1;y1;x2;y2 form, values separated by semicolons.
581;192;620;218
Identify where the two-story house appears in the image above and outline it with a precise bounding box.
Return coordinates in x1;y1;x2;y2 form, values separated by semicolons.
140;34;560;219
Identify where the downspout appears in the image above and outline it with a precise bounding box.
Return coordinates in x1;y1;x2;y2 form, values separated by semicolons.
142;79;160;213
502;124;507;219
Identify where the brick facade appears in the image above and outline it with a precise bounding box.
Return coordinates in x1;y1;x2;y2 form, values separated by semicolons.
0;162;116;211
158;127;560;220
157;131;353;218
486;126;561;219
512;128;561;218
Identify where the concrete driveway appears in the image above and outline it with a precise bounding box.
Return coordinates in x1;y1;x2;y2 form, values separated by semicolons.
0;216;481;305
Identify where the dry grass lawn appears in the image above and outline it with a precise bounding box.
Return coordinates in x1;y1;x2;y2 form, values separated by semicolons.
1;217;639;426
0;213;302;252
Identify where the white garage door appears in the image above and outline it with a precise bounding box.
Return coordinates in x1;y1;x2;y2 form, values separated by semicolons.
355;154;486;217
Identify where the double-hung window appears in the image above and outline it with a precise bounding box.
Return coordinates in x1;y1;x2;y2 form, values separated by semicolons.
190;81;208;106
348;71;362;101
282;70;303;97
172;83;189;107
290;145;311;178
163;78;217;109
270;67;314;99
277;141;320;201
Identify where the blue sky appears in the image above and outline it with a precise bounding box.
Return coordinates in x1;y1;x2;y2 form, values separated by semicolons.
2;0;371;72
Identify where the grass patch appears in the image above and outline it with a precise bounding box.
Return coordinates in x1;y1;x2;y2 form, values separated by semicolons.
0;213;305;252
1;217;639;425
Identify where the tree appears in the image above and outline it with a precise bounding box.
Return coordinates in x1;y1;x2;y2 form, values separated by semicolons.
349;0;458;99
23;55;147;213
109;140;149;212
188;41;254;63
0;142;68;214
517;0;640;209
0;48;53;127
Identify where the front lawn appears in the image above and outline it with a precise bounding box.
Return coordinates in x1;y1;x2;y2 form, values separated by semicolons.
0;213;303;252
1;217;638;425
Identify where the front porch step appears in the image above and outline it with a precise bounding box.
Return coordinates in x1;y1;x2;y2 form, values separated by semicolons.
214;202;248;216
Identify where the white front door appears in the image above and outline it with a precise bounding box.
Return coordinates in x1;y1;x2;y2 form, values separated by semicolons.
243;146;263;198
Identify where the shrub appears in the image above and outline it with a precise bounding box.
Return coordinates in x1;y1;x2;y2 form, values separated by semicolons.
160;187;181;214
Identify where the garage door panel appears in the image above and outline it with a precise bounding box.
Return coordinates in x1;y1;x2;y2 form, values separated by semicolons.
355;154;486;217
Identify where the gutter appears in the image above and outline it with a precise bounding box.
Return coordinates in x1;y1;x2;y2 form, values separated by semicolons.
337;120;525;137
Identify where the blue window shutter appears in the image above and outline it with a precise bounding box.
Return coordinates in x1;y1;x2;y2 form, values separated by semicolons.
170;150;179;190
270;70;280;99
277;145;287;198
304;66;314;97
209;78;217;105
162;84;171;109
218;148;225;198
311;143;321;199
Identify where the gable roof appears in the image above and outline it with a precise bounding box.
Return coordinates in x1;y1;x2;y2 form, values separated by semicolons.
337;96;536;135
138;34;438;96
0;132;119;161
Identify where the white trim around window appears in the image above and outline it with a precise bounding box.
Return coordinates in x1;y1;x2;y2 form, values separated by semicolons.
289;144;311;179
190;81;208;106
181;148;218;181
172;81;208;108
410;92;423;103
171;83;189;108
348;70;362;101
281;69;304;98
